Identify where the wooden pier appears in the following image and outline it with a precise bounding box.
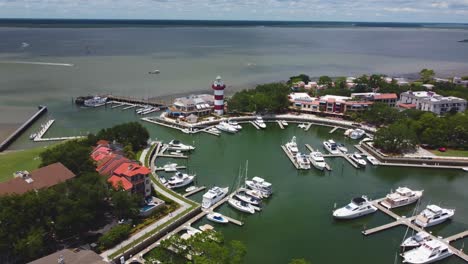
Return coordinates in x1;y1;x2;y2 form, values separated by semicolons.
249;121;260;130
183;186;206;198
281;145;300;169
155;166;187;172
304;123;312;131
33;119;84;142
329;127;339;134
122;104;137;110
111;103;125;108
276;120;284;129
157;154;189;159
445;230;468;243
106;95;167;108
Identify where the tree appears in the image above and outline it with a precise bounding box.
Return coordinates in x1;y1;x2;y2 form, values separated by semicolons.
228;82;290;113
374;120;418;154
419;68;435;83
289;258;312;264
318;76;332;87
40;140;95;175
96;122;150;151
110;189;140;219
288;74;311;85
123;144;136;160
359;103;402;126
98;224;131;250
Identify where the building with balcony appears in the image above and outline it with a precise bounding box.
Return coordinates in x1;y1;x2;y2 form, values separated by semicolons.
399;91;467;115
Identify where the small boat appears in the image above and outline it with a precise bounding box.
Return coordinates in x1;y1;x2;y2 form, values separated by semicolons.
84;96;107;107
366;155;379;165
285;136;299;155
401;231;432;250
350;153;367;167
167;171;195;189
163;163;178;172
380;187;423;209
227;119;242;130
168;140;195;151
337;143;348;154
149;69;160;74
239;187;264;200
296;153;311;170
462;167;468;172
254;116;266;129
235;190;262;206
202;186;229;209
344;129;353;137
29;133;37;140
185;186;197;192
401;240;453;264
228;197;255;214
281;120;288;126
333;196;377;219
216;122;238;133
170;150;184;156
349;129;366;140
206;213;229;224
245;176;273;198
159;176;167;184
309;151;326;171
414;205;455;228
323;140;340;155
298;123;307;129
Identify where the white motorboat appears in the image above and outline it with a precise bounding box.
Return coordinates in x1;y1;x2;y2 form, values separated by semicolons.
254;116;266;129
159;176;167;184
323;140;340;155
149;69;160;74
285;136;299;155
245;176;272;198
170;150;184;156
168;140;195;152
380;187;423;209
227;119;242;130
337;143;348;154
462;167;468;172
344;129;353;137
185;186;197;192
216;122;238;133
401;232;432;249
29;133;37;140
366;155;379;165
167;171;195;189
206;213;229;224
84;96;107;107
228;197;255;214
414;205;455;228
239;187;264;200
235;190;262;206
350;153;367;167
163;163;178;172
202;186;229;209
296;153;311;170
298;123;307;129
349;129;366;140
333;196;377;219
401;240;453;264
281;120;288;126
309;151;326;171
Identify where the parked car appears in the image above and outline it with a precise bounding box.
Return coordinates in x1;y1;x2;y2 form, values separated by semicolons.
438;147;447;152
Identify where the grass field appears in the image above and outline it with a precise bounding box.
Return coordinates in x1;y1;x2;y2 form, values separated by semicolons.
0;147;46;182
430;149;468;157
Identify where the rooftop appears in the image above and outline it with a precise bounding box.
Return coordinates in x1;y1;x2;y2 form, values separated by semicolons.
113;162;151;177
29;248;108;264
108;175;133;191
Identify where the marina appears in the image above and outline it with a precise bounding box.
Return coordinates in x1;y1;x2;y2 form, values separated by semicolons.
304;144;332;171
32;119;84;142
183;186;206;198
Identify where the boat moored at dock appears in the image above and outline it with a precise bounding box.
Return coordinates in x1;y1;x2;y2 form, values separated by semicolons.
349;129;366;140
333;196;377;219
202;186;229;209
401;240;453;264
366;155;379;165
401;231;432;250
228;196;256;214
281;120;288;126
84;96;107;107
163;163;178;172
414;205;455;228
296;153;311;170
216;121;238;133
235;190;262;205
206;213;229;224
350;153;367;167
380;187;423;209
167;171;195;189
309;151;326;171
227;119;242;130
168;140;195;152
337;143;348;154
245;176;272;198
254;116;266;129
323;139;340;155
285;136;299;155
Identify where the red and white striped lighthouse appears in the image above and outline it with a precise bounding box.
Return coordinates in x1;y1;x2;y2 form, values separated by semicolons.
212;76;225;115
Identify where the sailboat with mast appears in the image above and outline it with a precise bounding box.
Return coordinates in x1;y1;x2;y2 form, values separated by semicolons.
228;161;259;214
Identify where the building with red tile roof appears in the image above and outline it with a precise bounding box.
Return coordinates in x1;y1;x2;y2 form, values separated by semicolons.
107;175;133;191
351;92;398;107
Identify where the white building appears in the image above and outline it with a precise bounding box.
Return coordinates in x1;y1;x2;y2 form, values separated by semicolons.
399;91;467;115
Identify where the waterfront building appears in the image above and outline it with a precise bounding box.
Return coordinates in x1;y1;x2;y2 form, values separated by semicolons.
289;93;373;115
212;76;226;115
168;94;214;117
394;77;409;86
453;76;468;87
29;248;108;264
399;91;467;115
0;163;75;196
351;92;398;107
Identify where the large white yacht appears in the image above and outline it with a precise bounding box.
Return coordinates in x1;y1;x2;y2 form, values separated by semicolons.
228;197;255;214
227;119;242;130
401;231;432;250
309;151;326;171
285;136;299;155
168;140;195;151
254;116;266;129
84;96;107;107
323;139;340;155
216;122;238;133
414;205;455;228
401;240;453;264
202;186;229;209
380;187;424;209
350;129;366;139
350;153;367;167
296;153;311;170
333;196;377;219
245;176;272;198
167;171;195;189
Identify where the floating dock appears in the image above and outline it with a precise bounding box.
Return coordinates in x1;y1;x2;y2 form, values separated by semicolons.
155;166;187;172
122;104;137;110
183;186;206;198
277;120;284;129
106;95;167;108
111;103;125;109
329;127;339;134
281;145;300;169
33;119;84;142
249;121;260;130
304;123;312;131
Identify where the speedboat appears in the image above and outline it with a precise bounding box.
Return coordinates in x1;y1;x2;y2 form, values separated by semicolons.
350;129;366;140
333;196;377;219
149;69;160;74
163;163;178;172
228;197;255;214
235;190;262;206
309;151;326;171
401;232;432;250
245;176;272;198
285;136;299;155
185;186;197;192
84;96;107;107
296;153;311;170
206;213;229;224
168;140;195;151
414;205;455;228
323;140;340;155
216;122;238;133
227;119;242;130
337;143;348;154
350;153;367;167
298;123;307;129
29;133;37;140
380;187;423;209
202;186;229;209
401;240;452;264
367;155;379;165
254;116;266;129
167;171;195;189
281;120;288;126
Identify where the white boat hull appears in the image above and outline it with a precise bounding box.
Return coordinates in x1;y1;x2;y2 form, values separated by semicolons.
381;196;421;209
414;214;453;228
402;249;452;264
228;198;255;214
206;214;229;224
333;207;377;219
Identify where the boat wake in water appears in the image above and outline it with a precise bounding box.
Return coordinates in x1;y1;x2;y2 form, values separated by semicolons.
0;61;74;67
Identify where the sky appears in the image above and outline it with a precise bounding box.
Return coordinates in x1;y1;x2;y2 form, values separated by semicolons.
0;0;468;23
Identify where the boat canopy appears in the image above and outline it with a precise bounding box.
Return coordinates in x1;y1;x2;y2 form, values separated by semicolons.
352;197;366;205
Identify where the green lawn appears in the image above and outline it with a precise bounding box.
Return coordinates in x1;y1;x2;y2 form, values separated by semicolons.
0;147;46;182
430;149;468;157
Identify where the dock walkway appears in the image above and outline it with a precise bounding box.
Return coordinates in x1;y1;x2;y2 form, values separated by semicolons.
281;145;299;169
155;166;186;172
329;127;339;134
183;186;206;198
276;120;284;129
249;121;260;130
33;119;84;142
304;123;312;131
